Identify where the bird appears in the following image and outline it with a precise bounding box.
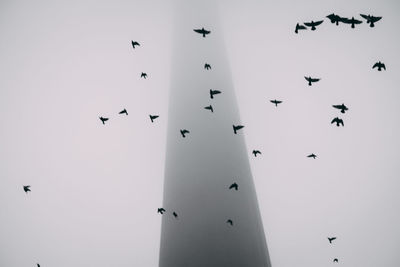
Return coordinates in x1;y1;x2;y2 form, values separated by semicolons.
373;61;386;71
204;105;214;112
252;150;261;157
360;14;382;27
304;20;324;30
193;27;211;37
180;129;190;138
328;237;337;243
37;264;40;267
229;182;238;190
157;208;166;214
131;40;140;49
332;103;348;113
295;23;307;33
270;99;282;107
326;13;347;25
149;115;159;123
307;153;317;159
342;17;362;28
226;219;233;226
204;63;211;70
141;72;147;79
210;89;221;99
304;76;320;86
172;211;178;218
119;109;128;115
331;117;344;127
333;259;339;263
99;116;109;125
233;124;244;134
23;185;31;193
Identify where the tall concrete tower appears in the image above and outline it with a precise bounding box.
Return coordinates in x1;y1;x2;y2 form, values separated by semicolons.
159;1;272;266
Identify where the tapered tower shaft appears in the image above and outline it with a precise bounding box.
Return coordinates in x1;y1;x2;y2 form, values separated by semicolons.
159;2;272;266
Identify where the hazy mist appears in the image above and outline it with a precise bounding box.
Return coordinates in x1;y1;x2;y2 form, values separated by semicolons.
1;0;399;266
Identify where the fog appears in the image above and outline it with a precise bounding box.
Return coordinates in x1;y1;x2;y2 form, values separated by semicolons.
1;0;399;266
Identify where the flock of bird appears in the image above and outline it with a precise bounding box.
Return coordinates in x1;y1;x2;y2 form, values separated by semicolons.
294;12;385;264
21;11;385;266
96;41;158;126
295;13;382;33
293;13;385;161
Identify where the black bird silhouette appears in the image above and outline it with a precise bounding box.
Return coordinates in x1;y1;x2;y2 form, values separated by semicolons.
226;219;233;226
360;14;382;27
229;182;238;190
23;185;31;193
270;99;282;106
37;264;40;267
333;103;348;113
333;259;339;263
342;17;362;28
157;208;166;214
180;129;190;138
149;115;159;123
331;117;344;127
252;150;261;157
373;61;386;71
304;76;320;86
99;116;109;125
119;109;128;115
307;153;317;159
204;63;211;70
233;125;244;134
326;13;347;25
193;27;211;37
210;89;221;99
131;40;140;49
172;211;178;218
328;237;337;243
204;105;214;112
304;20;324;30
141;72;147;79
295;23;307;33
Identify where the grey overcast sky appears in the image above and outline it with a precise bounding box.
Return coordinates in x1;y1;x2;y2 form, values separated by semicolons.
1;0;399;266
